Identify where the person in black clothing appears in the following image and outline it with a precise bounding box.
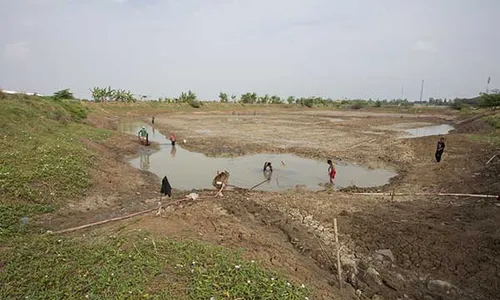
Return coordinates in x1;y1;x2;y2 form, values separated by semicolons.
152;116;155;125
263;162;273;181
435;137;445;162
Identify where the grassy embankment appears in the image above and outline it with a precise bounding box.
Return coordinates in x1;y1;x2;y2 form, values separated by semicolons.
0;94;310;299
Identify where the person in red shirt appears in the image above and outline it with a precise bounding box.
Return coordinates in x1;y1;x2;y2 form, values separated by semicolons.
327;159;336;183
169;132;176;146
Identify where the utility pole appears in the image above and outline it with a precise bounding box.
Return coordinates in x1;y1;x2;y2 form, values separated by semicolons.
419;80;424;102
400;85;404;100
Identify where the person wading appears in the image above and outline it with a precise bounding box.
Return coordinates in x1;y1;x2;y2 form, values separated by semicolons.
169;132;176;146
327;159;336;184
138;126;148;143
263;161;273;181
435;137;446;162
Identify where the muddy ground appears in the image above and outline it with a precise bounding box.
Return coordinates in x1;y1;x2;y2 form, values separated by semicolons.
44;107;500;300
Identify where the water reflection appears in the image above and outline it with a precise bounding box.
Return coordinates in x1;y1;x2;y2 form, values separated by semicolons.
140;152;150;170
170;145;177;158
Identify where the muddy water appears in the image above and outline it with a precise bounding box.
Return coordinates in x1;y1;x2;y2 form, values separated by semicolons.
120;122;397;191
402;124;454;138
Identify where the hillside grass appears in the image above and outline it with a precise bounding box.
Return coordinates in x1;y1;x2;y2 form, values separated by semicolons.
0;94;311;299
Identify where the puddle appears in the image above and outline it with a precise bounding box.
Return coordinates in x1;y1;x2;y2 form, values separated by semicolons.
401;124;454;139
120;122;397;191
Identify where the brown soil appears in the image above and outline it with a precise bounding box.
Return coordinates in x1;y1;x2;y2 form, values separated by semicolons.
42;107;500;300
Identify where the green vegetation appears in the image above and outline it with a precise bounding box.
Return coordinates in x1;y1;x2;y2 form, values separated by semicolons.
219;92;229;103
0;94;111;238
479;91;500;108
1;232;309;299
0;93;311;299
90;86;136;102
53;88;74;100
483;115;500;129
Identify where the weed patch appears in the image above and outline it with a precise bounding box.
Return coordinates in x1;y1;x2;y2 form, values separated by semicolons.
0;233;311;299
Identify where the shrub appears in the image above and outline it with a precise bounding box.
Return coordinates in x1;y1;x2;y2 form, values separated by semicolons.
479;92;500;108
451;99;466;110
351;102;363;110
189;100;202;108
53;89;74;100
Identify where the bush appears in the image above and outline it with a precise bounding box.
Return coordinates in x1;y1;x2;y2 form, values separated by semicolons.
188;100;202;108
351;102;363;110
451;99;466;110
483;116;500;129
53;89;74;100
303;99;314;108
479;92;500;108
375;100;382;107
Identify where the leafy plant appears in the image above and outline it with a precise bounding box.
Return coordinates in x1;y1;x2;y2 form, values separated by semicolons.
270;95;282;104
53;89;74;100
178;90;197;103
240;92;258;104
219;92;229;103
479;91;500;108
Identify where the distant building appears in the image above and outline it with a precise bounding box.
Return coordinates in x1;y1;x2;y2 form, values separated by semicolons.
0;89;44;97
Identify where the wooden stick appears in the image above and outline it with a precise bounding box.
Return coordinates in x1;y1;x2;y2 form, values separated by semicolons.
352;192;497;198
486;154;497;165
334;218;342;292
53;198;187;234
249;179;271;191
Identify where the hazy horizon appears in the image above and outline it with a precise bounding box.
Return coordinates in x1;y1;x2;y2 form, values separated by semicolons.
1;0;498;101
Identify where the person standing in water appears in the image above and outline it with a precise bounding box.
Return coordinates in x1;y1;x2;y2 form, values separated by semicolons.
138;126;148;141
169;132;176;146
327;159;336;184
263;161;273;173
263;161;273;181
435;137;445;162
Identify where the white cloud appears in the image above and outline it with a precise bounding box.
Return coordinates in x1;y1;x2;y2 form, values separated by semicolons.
3;42;30;62
413;40;438;52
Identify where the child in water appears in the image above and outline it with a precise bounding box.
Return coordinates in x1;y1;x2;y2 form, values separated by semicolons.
169;132;176;146
327;159;336;184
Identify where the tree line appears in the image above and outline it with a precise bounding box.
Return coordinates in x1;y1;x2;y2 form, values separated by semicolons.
48;87;500;109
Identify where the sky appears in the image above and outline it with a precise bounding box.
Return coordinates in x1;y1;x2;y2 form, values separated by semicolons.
0;0;499;101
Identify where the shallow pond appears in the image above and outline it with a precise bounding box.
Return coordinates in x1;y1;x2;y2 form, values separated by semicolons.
402;124;454;138
120;122;397;191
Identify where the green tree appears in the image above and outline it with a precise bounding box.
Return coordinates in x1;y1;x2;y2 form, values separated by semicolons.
287;96;295;104
479;90;500;108
53;89;74;100
231;94;237;102
258;94;270;104
270;95;282;104
219;92;229;103
178;90;197;103
240;92;257;104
